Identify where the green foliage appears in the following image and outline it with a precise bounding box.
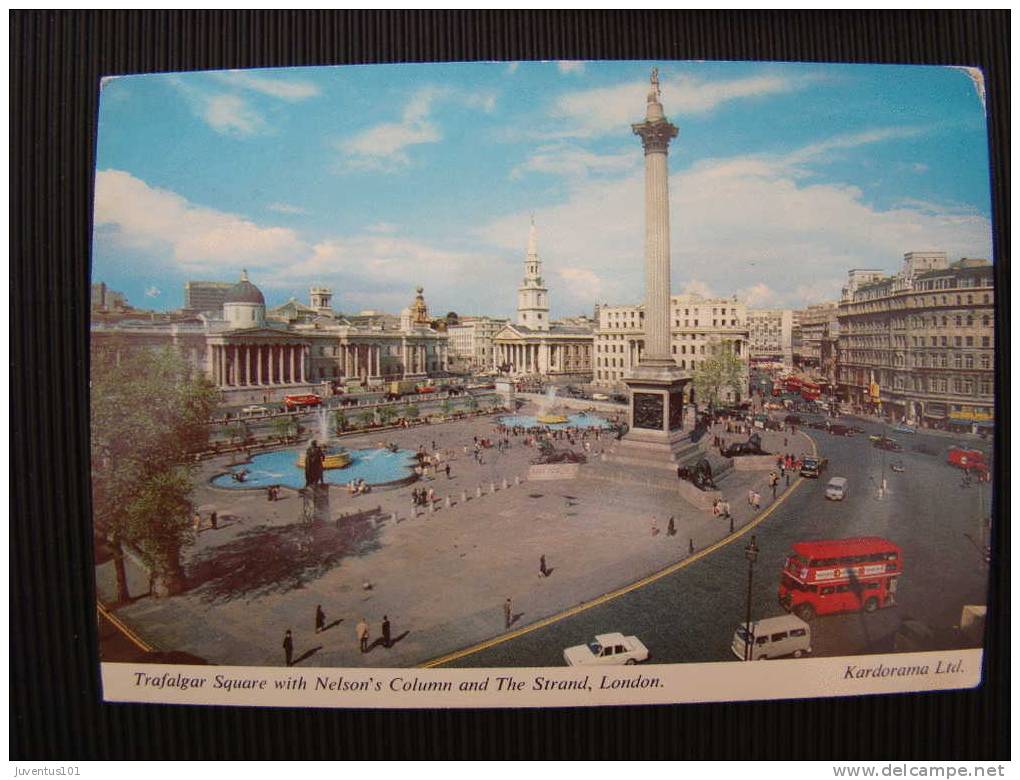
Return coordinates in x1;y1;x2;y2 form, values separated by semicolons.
272;415;297;441
441;398;453;415
405;404;420;420
333;410;348;433
467;395;479;411
377;405;397;425
692;342;745;407
358;409;376;427
91;347;219;597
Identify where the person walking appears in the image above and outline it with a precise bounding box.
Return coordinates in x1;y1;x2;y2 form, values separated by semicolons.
747;489;755;507
445;463;451;479
381;615;391;649
192;511;202;534
356;617;369;653
210;510;218;529
667;516;676;536
504;597;513;629
753;491;761;511
315;604;326;634
539;555;549;577
283;629;294;667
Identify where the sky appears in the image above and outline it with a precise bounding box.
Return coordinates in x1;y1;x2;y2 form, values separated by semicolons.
92;60;993;318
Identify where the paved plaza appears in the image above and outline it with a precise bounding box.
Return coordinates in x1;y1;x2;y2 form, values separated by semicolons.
96;404;812;668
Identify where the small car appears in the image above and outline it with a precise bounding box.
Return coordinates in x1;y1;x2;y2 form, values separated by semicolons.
891;423;916;434
241;405;268;415
825;476;849;500
873;437;903;452
563;632;649;666
800;456;828;478
828;424;854;436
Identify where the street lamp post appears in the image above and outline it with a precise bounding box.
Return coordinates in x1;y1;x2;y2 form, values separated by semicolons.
743;535;760;661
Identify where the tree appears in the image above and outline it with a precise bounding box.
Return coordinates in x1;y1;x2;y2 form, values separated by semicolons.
272;415;297;442
333;410;348;434
467;395;480;412
405;404;420;420
377;405;397;426
441;398;453;416
91;347;219;600
692;342;745;408
358;409;376;428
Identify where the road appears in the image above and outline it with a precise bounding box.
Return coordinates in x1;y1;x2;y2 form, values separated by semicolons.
445;417;992;667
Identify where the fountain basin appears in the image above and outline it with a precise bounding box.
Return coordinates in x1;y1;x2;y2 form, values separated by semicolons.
296;445;352;470
536;413;569;424
212;447;418;490
499;413;614;430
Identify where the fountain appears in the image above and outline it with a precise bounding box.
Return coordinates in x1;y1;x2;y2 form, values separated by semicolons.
536;386;569;425
296;408;352;470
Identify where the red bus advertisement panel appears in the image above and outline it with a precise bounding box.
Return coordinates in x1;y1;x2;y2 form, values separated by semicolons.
778;537;902;621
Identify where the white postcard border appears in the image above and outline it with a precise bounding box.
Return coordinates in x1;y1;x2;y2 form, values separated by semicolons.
102;649;982;709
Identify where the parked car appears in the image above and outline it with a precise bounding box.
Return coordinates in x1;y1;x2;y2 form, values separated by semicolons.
563;632;650;666
891;423;916;434
800;456;828;478
825;476;849;500
807;420;829;430
591;393;610;401
241;405;268;415
722;440;768;458
873;437;903;452
828;424;854;436
732;614;812;661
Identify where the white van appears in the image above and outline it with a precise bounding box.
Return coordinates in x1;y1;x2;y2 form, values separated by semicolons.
825;476;849;500
731;614;812;661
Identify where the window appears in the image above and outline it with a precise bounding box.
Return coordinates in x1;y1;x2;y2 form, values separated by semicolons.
982;336;990;348
981;355;990;370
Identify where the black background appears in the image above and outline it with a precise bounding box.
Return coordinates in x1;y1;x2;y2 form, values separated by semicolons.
10;10;1010;759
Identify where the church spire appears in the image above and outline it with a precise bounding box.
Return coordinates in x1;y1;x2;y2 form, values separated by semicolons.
516;215;550;331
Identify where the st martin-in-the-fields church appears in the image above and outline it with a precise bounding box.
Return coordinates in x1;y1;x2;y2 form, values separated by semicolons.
491;218;594;381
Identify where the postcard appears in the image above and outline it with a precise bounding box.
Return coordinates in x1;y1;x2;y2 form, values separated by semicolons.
91;60;994;708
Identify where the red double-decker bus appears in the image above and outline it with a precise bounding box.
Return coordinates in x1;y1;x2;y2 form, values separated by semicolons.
283;393;322;410
778;537;902;621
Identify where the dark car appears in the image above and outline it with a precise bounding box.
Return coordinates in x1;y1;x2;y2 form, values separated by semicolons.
828;424;854;436
807;420;829;430
722;439;768;458
800;456;828;478
873;437;903;452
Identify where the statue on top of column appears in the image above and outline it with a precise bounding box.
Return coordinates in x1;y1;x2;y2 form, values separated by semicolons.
649;67;660;101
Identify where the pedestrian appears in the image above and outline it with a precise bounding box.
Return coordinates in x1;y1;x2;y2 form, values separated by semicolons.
283;629;294;666
539;554;549;577
193;511;202;533
651;517;660;536
504;597;513;629
356;617;369;653
753;491;761;510
747;489;755;507
785;472;791;487
210;510;218;529
315;604;325;634
667;516;676;536
381;615;391;648
445;463;451;479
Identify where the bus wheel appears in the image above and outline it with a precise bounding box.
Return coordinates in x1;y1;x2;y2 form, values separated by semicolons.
864;597;879;613
793;649;804;658
795;604;815;621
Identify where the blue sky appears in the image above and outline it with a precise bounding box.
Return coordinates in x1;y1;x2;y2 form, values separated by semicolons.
93;60;992;317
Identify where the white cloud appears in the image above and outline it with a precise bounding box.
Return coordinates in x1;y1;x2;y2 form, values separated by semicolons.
547;72;810;139
556;266;602;302
736;283;778;307
267;202;308;215
510;144;636;179
202;93;266;136
682;280;715;298
94;170;307;272
213;70;319;101
145;285;162;298
558;61;585;75
336;85;496;173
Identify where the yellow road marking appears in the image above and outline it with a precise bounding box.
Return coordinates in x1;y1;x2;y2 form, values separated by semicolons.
421;432;817;668
97;602;154;653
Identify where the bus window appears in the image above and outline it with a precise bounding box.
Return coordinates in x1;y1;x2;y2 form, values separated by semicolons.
770;632;788;642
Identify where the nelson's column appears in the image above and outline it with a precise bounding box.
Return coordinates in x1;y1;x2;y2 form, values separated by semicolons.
618;68;692;466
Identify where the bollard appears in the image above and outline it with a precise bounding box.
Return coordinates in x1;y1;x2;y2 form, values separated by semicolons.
502;477;509;490
514;475;521;486
476;485;483;498
445;495;452;509
461;490;468;504
391;512;398;524
429;500;435;513
490;481;496;493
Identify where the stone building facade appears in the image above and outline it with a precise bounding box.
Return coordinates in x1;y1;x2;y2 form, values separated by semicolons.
593;294;750;399
837;254;995;431
747;308;794;365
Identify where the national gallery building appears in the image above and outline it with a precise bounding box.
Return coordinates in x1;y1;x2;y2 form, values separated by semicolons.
90;273;450;405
